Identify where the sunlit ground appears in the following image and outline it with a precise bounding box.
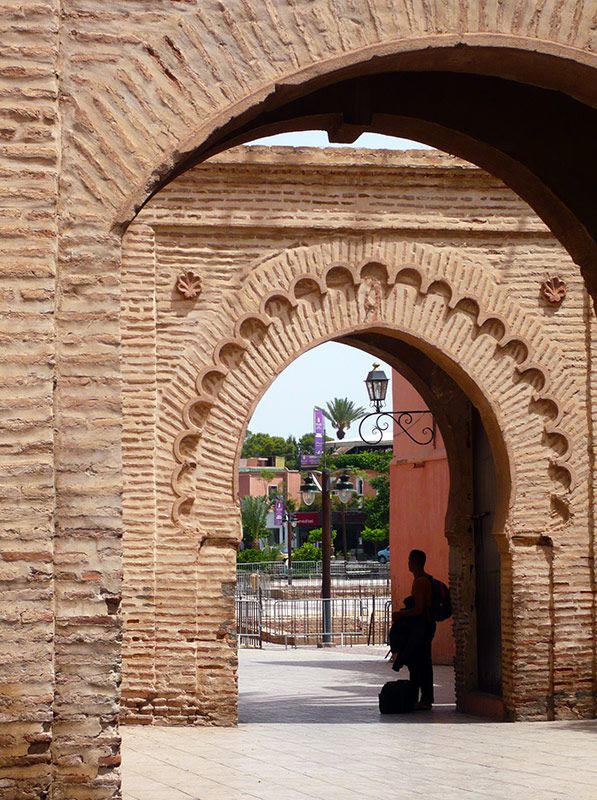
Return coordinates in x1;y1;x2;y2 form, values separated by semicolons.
122;646;597;800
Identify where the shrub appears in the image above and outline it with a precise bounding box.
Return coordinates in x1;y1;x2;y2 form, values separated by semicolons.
291;542;320;561
327;451;392;473
361;526;388;545
307;527;337;543
237;546;282;563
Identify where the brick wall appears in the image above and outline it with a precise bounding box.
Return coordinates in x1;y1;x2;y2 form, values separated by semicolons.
120;147;595;726
0;4;59;796
0;2;595;795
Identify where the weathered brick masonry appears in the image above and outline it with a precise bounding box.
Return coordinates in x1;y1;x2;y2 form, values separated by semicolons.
0;2;596;797
120;147;596;733
0;3;59;798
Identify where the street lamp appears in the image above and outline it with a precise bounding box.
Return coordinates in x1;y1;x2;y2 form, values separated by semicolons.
359;363;436;446
335;470;354;505
300;467;355;645
299;473;317;506
365;363;389;412
334;471;354;563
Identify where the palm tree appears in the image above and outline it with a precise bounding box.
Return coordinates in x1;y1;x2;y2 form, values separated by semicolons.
322;397;366;440
241;496;270;549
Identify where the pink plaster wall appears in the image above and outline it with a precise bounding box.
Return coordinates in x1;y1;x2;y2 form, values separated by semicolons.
238;469;301;504
390;373;454;664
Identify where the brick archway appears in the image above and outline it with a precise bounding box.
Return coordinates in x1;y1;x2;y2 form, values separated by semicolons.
4;3;597;795
122;237;588;727
169;239;579;527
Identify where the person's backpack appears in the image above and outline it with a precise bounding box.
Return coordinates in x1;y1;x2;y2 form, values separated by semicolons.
379;680;416;714
428;576;452;622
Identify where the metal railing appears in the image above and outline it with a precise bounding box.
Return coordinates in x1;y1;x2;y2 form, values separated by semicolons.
235;593;391;649
236;597;262;648
235;560;393;648
237;559;390;578
237;570;390;600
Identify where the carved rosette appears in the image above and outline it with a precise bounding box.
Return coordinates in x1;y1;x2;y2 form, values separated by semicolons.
541;276;567;304
176;270;202;299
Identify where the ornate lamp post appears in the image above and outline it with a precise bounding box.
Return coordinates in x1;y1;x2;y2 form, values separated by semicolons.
359;363;436;446
300;468;354;644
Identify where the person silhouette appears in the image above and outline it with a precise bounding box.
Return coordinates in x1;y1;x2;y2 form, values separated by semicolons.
391;549;435;710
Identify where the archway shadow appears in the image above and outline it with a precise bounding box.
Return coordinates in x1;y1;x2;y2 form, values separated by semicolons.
237;649;487;725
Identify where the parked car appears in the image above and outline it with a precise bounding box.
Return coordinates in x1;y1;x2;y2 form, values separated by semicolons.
377;546;389;563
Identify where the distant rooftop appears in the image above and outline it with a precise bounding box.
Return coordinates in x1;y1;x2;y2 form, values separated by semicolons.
209;145;477;172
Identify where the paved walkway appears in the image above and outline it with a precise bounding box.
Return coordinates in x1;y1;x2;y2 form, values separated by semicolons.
122;646;597;800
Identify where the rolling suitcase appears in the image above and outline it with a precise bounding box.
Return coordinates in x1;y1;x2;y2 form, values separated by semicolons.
378;679;416;714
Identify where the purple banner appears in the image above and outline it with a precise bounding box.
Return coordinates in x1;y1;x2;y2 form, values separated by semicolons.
300;453;321;467
274;497;285;526
313;407;325;456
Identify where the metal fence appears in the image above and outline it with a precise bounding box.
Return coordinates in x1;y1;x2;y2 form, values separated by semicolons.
235;594;392;649
235;561;392;649
236;598;262;648
236;561;390;599
241;575;391;602
237;560;390;579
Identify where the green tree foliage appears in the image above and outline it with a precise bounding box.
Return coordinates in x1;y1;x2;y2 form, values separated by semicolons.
242;430;293;461
240;495;270;549
361;526;388;545
362;474;390;533
291;542;320;561
298;432;315;454
322;398;366;440
327;450;392;473
241;430;330;469
306;527;338;543
237;546;282;563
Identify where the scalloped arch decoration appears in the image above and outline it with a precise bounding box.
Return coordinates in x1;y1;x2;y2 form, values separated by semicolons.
165;239;581;527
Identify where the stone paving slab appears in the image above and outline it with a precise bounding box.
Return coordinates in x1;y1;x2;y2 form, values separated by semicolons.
122;646;597;800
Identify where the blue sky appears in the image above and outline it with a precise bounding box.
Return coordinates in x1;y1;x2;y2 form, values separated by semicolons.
247;341;392;441
245;130;431;441
248;130;431;151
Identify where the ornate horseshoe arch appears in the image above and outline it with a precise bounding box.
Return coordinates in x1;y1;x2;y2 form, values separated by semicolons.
160;238;582;546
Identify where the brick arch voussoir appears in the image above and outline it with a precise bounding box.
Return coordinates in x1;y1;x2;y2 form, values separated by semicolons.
193;279;553;539
166;239;582;530
61;0;597;229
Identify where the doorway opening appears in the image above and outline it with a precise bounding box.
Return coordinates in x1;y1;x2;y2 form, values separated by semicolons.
234;333;506;722
120;127;584;735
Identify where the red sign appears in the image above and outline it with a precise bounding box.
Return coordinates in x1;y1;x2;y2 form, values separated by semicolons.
295;511;321;526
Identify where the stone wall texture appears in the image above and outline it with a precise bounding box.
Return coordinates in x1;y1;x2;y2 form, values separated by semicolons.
0;2;595;797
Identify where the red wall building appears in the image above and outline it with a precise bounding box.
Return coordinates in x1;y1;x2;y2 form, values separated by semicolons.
389;373;454;664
